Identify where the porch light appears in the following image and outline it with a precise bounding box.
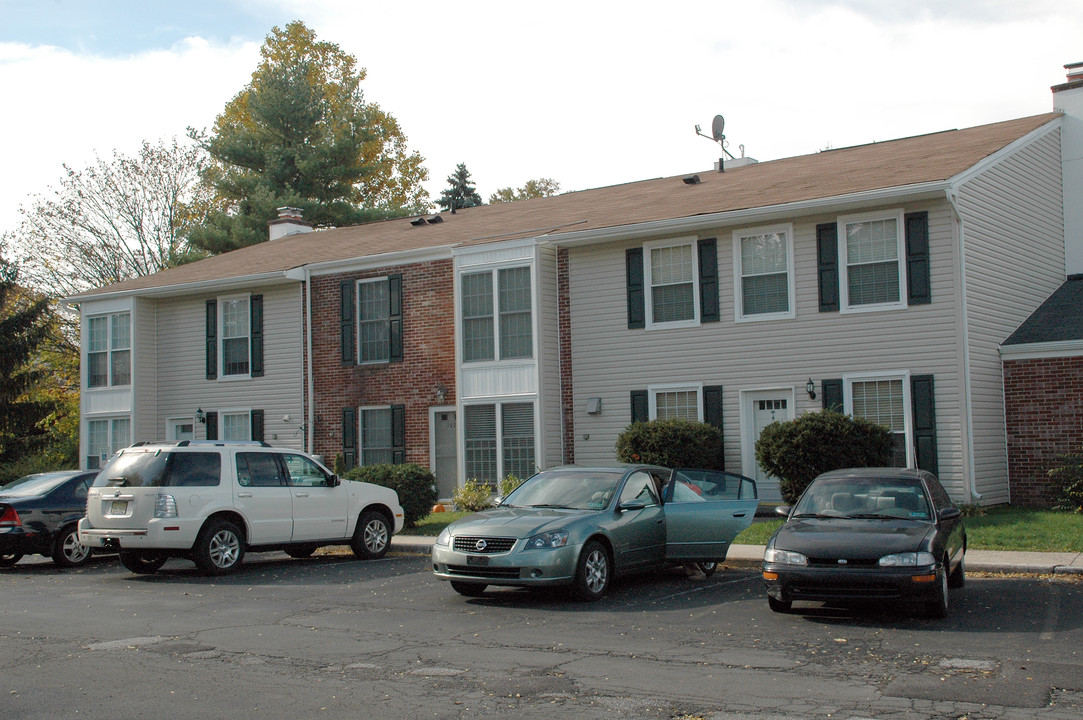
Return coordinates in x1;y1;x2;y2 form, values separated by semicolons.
806;379;816;400
195;408;206;424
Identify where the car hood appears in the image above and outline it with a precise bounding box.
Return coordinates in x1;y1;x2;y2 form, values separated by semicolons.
449;506;592;539
771;518;935;560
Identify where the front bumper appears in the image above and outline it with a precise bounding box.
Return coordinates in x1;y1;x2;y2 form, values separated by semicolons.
432;540;582;587
78;517;202;551
763;562;943;604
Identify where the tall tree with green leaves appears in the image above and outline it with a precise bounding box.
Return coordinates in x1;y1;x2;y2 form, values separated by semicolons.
0;256;63;473
190;21;429;254
437;163;483;212
488;178;561;204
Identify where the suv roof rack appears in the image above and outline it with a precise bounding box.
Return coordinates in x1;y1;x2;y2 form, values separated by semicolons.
126;440;273;449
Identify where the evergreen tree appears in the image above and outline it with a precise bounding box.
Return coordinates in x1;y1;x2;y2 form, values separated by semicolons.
0;257;58;467
437;163;483;212
189;21;429;254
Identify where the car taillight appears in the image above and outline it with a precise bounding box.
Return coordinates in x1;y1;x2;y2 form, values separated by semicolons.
0;505;21;527
154;494;178;518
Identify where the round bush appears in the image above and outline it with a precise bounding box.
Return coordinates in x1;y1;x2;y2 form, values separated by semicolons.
755;410;894;504
615;418;725;470
344;463;437;527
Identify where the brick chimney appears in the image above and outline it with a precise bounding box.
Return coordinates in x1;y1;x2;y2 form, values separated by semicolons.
1053;62;1083;274
268;207;314;241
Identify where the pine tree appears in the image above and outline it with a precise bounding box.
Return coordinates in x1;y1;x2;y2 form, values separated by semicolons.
437;163;483;212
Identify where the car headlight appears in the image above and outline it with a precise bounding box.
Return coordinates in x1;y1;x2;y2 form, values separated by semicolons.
435;528;451;547
525;529;569;550
878;551;936;567
763;548;808;566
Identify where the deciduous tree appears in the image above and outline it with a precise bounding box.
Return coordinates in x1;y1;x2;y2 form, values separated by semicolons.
488;178;561;204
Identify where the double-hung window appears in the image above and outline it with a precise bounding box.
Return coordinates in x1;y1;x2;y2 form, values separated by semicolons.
220;296;250;377
221;411;251;441
645;238;698;327
360;407;394;465
463;402;535;483
358;279;391;363
846;374;911;467
461;266;533;362
87;312;130;387
733;225;794;320
86;417;131;468
650;385;702;421
839;211;906;311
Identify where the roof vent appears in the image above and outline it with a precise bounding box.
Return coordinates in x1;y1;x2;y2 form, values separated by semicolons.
427;215;444;224
410;217;427;226
410;215;445;227
682;174;701;185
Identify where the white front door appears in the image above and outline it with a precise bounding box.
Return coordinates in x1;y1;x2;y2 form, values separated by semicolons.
431;409;458;500
168;418;195;442
742;390;794;502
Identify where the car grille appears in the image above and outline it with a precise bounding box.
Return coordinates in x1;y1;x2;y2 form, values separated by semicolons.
790;582;902;600
446;564;522;579
807;557;879;567
452;536;517;554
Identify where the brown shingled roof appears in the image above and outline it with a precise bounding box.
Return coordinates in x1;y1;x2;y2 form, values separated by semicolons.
70;113;1057;300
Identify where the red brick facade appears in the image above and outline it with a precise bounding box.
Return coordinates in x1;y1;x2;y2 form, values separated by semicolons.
1004;356;1083;506
305;259;456;467
557;248;575;465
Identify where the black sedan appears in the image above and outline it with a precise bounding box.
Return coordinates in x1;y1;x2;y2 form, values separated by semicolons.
0;470;98;568
762;467;966;618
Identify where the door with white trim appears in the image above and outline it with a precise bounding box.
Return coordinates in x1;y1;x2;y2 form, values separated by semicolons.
743;390;794;502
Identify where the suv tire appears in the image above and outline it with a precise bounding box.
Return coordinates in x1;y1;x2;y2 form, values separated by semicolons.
351;510;390;560
193;519;245;575
119;550;168;574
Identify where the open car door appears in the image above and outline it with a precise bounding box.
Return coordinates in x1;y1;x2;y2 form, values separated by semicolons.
662;469;758;562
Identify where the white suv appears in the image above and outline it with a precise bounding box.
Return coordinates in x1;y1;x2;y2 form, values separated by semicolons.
78;441;405;575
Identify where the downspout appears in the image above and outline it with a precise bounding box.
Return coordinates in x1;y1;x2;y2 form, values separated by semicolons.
305;267;315;454
946;189;982;503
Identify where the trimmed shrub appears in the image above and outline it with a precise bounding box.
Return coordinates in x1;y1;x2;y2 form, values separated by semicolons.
344;463;437;527
1047;450;1083;513
498;474;524;498
453;479;494;512
755;410;894;504
615;418;725;470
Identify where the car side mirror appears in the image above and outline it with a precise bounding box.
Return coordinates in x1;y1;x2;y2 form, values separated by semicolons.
493;495;504;506
328;475;341;487
937;506;961;522
619;500;646;512
774;505;792;517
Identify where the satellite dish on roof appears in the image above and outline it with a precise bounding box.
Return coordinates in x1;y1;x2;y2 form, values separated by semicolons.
711;115;725;142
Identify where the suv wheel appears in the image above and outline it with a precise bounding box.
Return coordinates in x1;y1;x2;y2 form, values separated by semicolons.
119;551;168;574
351;510;390;560
194;519;245;575
52;525;92;567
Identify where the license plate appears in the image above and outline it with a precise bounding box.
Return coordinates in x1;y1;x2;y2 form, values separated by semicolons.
109;500;128;515
467;555;489;567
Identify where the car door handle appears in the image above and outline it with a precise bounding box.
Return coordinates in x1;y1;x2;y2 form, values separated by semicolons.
732;512;747;517
237;492;252;498
295;492;309;498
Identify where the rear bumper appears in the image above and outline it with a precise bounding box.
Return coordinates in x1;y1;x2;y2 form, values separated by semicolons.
0;527;52;555
78;517;201;550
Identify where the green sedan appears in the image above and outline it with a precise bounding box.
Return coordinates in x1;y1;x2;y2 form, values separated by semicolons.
432;465;758;600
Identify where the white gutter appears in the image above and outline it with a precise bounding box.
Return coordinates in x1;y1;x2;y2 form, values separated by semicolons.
999;339;1083;360
546;182;950;247
946;188;982;503
303;244;458;277
63;270;299;305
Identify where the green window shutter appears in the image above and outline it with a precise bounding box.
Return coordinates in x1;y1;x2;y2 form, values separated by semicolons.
821;378;844;412
630;390;648;423
250;295;264;377
911;374;938;475
905;212;931;305
342;408;357;469
816;223;839;312
698;239;720;322
389;274;403;363
391;404;406;464
205;299;217;380
250;409;264;442
340;281;355;364
703;385;725;467
205;411;218;441
626;248;645;329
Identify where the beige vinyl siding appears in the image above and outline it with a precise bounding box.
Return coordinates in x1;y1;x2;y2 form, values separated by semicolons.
537;243;562;471
133;297;157;442
956;129;1065;504
569;201;966;496
153;283;305;449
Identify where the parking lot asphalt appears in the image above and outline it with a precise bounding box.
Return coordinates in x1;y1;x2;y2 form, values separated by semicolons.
394;534;1083;575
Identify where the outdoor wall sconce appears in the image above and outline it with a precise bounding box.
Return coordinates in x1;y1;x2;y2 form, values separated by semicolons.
805;378;817;400
195;408;206;424
433;383;448;404
586;397;602;415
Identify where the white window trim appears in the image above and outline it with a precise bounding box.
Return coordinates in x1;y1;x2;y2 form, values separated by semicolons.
457;262;536;365
85;414;132;468
837;209;907;313
218;293;252;381
647;382;704;421
731;223;796;322
460;399;539;482
842;370;914;467
219;408;253;441
356;276;391;365
644;236;701;330
86;311;131;389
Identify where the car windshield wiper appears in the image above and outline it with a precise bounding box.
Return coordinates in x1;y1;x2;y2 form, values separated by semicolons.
845;513;896;520
792;512;834;519
529;503;575;509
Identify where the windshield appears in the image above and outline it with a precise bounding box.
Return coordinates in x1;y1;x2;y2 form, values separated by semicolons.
92;450;222;488
0;472;77;497
793;477;931;520
503;470;623;510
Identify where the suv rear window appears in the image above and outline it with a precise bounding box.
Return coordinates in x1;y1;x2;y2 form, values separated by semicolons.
94;451;221;488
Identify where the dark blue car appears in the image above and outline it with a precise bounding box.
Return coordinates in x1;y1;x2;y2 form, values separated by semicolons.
1;470;99;568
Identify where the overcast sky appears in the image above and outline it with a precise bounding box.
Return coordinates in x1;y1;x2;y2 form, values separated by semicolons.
1;0;1080;232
